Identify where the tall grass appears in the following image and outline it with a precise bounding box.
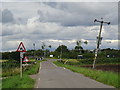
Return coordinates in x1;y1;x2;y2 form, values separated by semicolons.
2;60;42;88
61;58;120;65
53;61;120;89
2;67;20;77
2;74;34;88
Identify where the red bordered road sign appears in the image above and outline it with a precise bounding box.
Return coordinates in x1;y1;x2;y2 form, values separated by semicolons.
23;57;30;62
16;42;26;52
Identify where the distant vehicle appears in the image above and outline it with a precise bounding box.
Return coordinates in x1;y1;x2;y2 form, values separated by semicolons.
106;54;115;58
50;55;54;58
77;55;84;59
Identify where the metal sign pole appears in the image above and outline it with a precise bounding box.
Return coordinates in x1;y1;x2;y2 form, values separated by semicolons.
16;42;26;78
20;52;23;78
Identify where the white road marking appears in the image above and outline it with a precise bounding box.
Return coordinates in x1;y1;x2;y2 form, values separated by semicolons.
63;67;66;69
39;63;41;74
37;62;41;88
37;78;40;88
52;63;58;68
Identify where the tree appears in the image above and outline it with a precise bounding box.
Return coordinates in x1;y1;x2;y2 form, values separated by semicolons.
75;40;88;54
48;45;52;48
54;45;69;59
41;42;46;50
55;45;69;53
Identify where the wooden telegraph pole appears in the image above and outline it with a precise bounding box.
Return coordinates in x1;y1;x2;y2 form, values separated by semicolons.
93;18;110;69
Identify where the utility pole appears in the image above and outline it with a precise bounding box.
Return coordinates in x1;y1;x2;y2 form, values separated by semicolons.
93;18;110;69
33;43;35;59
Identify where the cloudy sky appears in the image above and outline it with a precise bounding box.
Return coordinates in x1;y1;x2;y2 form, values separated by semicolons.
0;0;119;52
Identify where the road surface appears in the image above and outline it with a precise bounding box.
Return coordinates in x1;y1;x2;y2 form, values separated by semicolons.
35;59;115;88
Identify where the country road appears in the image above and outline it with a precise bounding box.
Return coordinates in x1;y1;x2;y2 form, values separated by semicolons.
35;59;115;88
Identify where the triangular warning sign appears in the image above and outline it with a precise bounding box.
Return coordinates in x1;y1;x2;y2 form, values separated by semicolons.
16;42;26;52
23;57;30;62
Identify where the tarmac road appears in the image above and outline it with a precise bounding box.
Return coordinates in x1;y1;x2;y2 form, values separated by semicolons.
36;59;115;88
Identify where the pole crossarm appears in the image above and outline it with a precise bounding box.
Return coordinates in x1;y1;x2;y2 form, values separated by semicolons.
94;19;110;25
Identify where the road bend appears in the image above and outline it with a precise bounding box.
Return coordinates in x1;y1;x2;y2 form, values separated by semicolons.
36;59;115;88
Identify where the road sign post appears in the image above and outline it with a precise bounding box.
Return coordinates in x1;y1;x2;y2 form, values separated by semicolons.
20;52;23;78
16;42;26;78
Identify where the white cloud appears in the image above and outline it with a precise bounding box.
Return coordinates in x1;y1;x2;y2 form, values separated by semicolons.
1;2;118;51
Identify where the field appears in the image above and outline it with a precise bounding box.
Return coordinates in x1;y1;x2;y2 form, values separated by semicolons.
78;64;119;73
60;58;119;73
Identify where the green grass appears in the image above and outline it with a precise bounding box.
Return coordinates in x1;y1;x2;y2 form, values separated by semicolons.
2;74;34;88
53;61;120;89
61;59;120;65
2;60;44;88
2;59;44;77
24;61;41;75
2;67;20;77
47;57;59;59
0;60;8;62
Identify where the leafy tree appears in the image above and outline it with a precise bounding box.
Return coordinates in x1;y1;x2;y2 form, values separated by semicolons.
75;40;88;54
41;42;46;50
48;45;52;48
54;45;69;58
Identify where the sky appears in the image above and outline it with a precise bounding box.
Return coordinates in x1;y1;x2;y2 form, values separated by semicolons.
0;0;119;52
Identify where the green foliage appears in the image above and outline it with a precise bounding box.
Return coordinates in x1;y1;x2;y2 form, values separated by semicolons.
25;49;44;57
55;45;69;53
24;61;40;75
53;61;120;89
61;58;119;66
2;60;42;88
2;68;20;77
82;53;94;59
54;45;69;58
2;74;34;88
2;60;20;77
2;60;41;77
2;52;20;61
69;50;78;59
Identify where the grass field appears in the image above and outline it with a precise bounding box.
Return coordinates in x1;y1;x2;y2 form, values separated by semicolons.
2;60;43;88
0;60;8;62
53;61;120;89
61;58;119;65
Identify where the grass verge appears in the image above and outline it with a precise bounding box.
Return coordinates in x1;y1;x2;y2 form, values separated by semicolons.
24;61;41;75
2;60;45;88
2;74;34;88
53;61;120;89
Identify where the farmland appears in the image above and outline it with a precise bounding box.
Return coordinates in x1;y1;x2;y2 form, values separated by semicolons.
60;58;119;72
